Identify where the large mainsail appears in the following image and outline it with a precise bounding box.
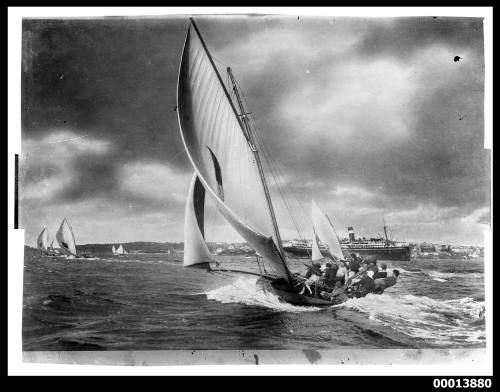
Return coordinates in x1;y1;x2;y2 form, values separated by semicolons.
56;218;78;257
177;21;292;283
183;173;213;267
36;227;49;252
311;200;344;260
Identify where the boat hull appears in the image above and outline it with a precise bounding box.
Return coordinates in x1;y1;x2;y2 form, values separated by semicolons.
256;277;337;307
343;246;410;261
283;247;329;258
284;245;411;261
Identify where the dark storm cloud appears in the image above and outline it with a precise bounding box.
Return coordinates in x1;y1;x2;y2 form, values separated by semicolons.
22;17;194;204
353;17;484;59
23;19;189;147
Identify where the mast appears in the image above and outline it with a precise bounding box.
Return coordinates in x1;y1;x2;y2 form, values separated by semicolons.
188;19;293;284
226;67;286;260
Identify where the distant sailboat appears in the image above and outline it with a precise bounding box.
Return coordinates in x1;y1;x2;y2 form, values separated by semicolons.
311;200;345;261
114;244;128;255
112;245;117;255
56;218;78;258
36;227;49;253
177;20;334;306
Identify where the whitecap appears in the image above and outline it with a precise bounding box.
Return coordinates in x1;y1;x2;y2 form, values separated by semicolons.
340;293;485;345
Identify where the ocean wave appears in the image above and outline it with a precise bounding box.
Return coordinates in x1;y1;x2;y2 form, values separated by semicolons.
427;271;483;279
340;293;485;345
205;276;323;313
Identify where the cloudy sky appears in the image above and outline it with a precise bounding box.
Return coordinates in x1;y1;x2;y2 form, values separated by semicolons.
20;14;490;247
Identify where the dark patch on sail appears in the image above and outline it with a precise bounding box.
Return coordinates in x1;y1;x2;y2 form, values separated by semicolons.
193;176;206;239
207;147;224;201
61;241;69;249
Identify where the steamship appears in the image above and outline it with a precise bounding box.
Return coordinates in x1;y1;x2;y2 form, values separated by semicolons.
283;226;411;261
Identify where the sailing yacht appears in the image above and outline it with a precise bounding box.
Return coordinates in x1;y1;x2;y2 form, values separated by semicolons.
36;227;49;254
115;244;128;255
177;19;337;306
56;218;79;258
311;200;345;262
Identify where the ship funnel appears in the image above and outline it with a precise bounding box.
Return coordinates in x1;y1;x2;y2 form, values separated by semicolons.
348;227;355;242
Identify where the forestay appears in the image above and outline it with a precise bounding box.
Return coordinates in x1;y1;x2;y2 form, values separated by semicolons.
311;200;344;260
177;22;291;283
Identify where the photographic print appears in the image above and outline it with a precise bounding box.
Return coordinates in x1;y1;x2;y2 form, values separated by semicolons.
11;7;492;372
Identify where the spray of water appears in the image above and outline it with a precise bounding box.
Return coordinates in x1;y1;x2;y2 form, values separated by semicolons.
340;293;485;345
205;276;323;313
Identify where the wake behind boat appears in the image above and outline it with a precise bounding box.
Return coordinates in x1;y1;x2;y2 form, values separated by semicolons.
176;19;400;307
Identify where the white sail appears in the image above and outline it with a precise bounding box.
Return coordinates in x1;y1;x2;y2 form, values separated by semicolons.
177;21;292;283
112;245;116;254
56;218;78;257
36;227;49;251
49;239;60;254
311;200;344;260
311;230;323;261
117;244;124;254
183;173;213;267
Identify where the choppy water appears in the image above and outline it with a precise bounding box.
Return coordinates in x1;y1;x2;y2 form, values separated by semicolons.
22;250;486;350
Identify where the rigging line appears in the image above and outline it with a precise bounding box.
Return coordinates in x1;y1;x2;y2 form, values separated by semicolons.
251;124;305;238
233;77;311;234
253;123;313;236
231;78;311;263
255;130;306;243
164;149;188;166
252;134;297;232
253;133;301;235
255;138;312;258
212;55;229;69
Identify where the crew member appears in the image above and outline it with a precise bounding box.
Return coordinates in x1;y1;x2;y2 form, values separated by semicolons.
320;280;349;304
373;263;388;279
349;270;375;298
324;262;338;289
367;260;379;274
372;270;400;294
299;262;322;295
336;261;348;285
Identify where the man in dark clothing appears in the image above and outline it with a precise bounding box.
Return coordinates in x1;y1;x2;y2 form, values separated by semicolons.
348;258;360;274
367;260;379;274
349;271;375;298
373;269;399;294
373;263;388;280
324;263;338;284
320;280;349;304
